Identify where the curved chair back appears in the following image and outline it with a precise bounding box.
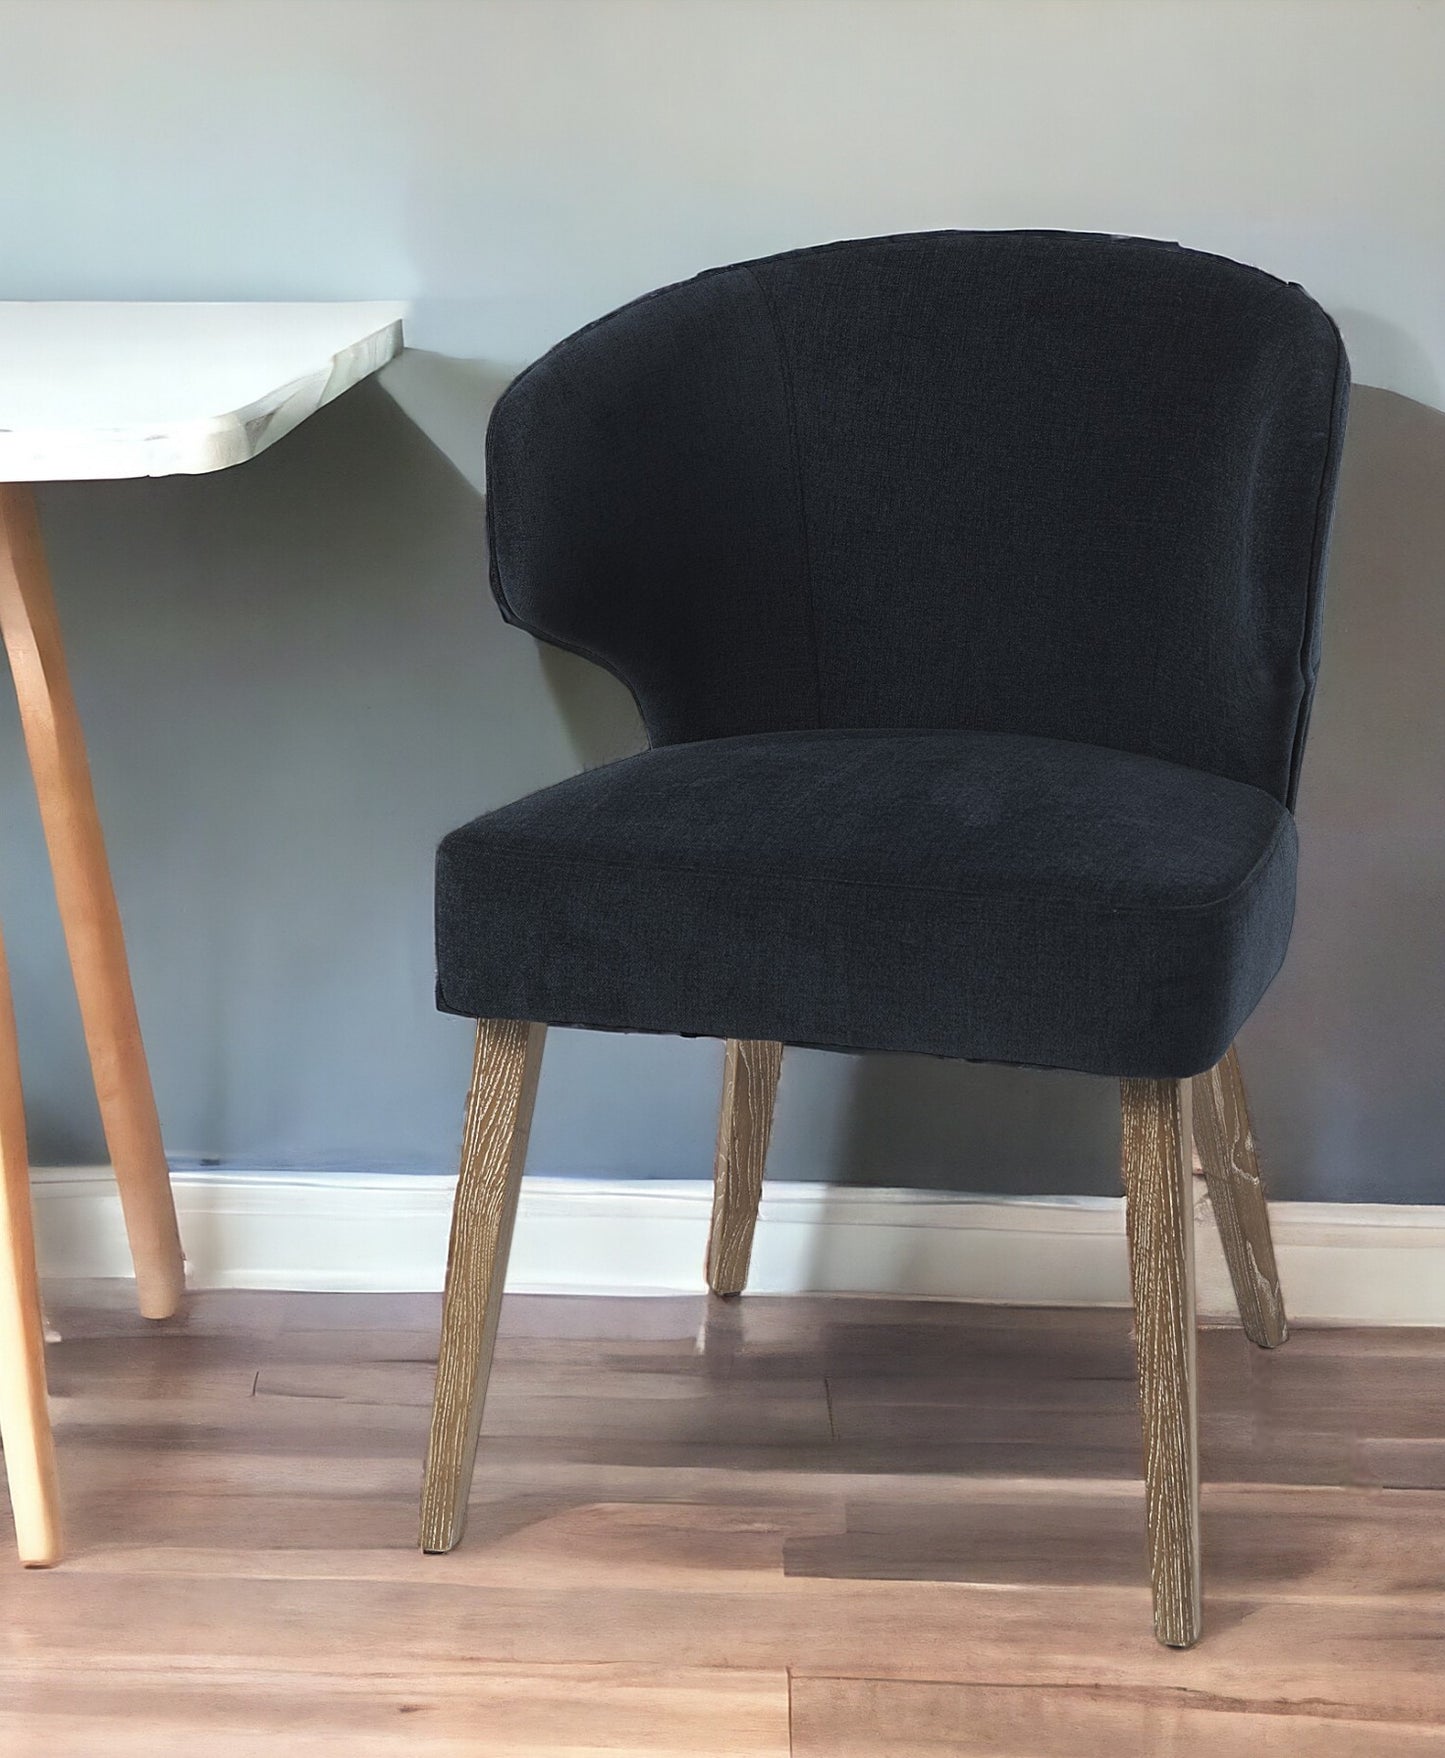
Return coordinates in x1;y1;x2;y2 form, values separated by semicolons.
486;230;1348;804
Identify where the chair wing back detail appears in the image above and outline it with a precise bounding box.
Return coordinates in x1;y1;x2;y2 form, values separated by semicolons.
485;231;1349;806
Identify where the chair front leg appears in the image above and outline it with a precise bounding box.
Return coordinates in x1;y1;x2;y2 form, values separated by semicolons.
420;1018;545;1554
1191;1044;1287;1348
1121;1076;1202;1649
705;1039;783;1296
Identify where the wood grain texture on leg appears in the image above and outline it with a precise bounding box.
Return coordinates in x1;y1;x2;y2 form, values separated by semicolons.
420;1019;545;1554
0;483;182;1320
1193;1045;1288;1348
0;924;61;1566
706;1040;783;1297
1120;1076;1201;1648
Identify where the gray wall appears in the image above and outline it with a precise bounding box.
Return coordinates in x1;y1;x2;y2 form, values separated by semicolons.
1;1;1441;1200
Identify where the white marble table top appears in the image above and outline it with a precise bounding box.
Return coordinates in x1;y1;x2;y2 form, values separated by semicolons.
0;302;405;481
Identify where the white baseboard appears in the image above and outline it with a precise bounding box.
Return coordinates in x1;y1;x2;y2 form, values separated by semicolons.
28;1166;1445;1326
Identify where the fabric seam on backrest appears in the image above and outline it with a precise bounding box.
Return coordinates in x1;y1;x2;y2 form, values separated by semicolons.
485;476;657;739
743;264;824;729
1285;314;1350;810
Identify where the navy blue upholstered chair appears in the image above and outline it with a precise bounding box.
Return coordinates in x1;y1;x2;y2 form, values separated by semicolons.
419;231;1349;1649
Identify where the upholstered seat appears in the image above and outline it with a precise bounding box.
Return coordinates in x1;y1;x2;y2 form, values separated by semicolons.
437;727;1296;1078
437;227;1345;1086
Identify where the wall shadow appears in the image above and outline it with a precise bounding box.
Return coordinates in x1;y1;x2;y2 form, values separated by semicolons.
6;371;567;1168
1246;383;1445;1202
379;346;646;770
7;374;1437;1203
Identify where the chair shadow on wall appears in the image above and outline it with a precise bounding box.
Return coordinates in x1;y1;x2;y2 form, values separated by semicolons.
392;364;1445;1232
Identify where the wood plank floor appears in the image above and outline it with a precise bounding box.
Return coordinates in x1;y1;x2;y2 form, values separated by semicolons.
1;1285;1443;1754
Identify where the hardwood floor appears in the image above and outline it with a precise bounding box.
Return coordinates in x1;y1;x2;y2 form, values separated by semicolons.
1;1285;1442;1753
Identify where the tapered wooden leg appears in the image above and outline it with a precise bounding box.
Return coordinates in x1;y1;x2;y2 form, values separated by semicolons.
1192;1044;1287;1348
0;484;183;1320
420;1018;546;1553
1121;1076;1201;1649
0;923;62;1567
705;1039;783;1297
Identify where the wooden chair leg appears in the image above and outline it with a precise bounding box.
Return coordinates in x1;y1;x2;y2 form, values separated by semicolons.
1192;1044;1287;1348
0;484;184;1320
420;1018;545;1554
1121;1076;1201;1649
705;1039;783;1296
0;924;62;1567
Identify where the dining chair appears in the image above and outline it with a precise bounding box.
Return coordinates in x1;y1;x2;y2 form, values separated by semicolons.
419;230;1349;1648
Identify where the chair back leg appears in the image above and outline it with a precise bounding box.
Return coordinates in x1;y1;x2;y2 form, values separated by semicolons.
420;1018;546;1554
1121;1076;1202;1648
705;1039;783;1296
1191;1044;1288;1348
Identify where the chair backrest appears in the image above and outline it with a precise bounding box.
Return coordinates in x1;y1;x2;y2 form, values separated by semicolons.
485;230;1349;806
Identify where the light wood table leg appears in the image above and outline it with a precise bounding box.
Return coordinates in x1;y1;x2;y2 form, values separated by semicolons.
705;1039;783;1297
1121;1076;1201;1649
0;922;62;1566
0;483;183;1320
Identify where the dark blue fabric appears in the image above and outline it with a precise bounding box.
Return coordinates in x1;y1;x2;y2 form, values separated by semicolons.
486;230;1349;803
442;231;1349;1078
437;730;1297;1079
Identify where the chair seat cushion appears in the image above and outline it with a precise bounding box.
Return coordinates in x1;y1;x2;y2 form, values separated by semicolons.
435;729;1297;1079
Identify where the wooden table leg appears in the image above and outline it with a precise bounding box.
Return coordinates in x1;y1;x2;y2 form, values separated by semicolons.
0;921;62;1565
0;483;184;1320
